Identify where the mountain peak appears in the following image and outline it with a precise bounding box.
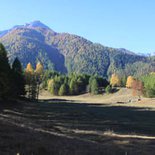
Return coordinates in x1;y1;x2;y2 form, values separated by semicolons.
0;21;55;38
25;20;50;29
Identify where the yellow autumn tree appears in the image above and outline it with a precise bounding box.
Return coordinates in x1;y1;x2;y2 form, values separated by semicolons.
35;62;43;75
35;62;44;100
25;63;34;74
126;76;135;88
110;73;121;87
47;79;54;92
25;62;44;100
25;63;34;100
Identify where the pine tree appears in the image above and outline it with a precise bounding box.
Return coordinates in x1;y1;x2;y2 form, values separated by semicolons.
105;85;112;94
50;80;60;95
69;78;79;95
89;76;99;95
12;58;25;98
141;74;155;98
88;76;94;93
90;78;99;95
0;43;12;99
120;76;127;87
58;83;68;96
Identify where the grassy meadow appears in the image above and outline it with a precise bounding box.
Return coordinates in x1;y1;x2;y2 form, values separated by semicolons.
0;91;155;155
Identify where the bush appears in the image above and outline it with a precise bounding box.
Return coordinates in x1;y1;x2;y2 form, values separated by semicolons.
144;88;155;98
141;74;155;98
105;85;112;94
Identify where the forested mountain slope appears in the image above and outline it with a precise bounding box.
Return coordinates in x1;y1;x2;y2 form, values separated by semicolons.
0;21;154;77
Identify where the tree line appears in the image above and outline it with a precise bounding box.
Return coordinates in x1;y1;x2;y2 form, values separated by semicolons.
0;43;43;101
0;43;25;100
0;43;154;101
110;73;155;98
46;72;109;96
45;71;155;98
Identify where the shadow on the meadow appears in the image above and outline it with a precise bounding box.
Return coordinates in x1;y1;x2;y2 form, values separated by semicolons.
0;100;155;154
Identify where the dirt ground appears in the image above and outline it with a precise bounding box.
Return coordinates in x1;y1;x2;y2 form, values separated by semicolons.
0;89;155;155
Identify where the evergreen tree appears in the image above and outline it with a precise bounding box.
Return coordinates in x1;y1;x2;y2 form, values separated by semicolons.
58;83;69;96
141;74;155;98
90;78;99;95
12;58;25;98
120;76;127;87
0;43;12;99
105;85;112;94
42;70;59;89
69;78;79;95
99;78;109;88
50;80;60;95
88;76;95;92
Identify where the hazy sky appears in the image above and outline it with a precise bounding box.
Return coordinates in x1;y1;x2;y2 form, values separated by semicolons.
1;0;155;54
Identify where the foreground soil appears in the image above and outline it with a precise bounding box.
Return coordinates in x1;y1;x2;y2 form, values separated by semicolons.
0;96;155;155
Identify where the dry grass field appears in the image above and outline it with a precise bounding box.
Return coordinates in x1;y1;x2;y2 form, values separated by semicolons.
39;88;155;108
0;88;155;155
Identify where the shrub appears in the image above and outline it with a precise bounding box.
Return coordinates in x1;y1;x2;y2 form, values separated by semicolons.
105;85;112;94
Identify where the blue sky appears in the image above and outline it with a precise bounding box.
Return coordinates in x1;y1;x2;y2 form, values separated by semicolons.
1;0;155;54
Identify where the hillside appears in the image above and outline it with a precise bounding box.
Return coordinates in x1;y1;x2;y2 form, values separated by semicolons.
0;21;154;77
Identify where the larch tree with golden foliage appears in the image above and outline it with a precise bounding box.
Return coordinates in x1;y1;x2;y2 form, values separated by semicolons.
25;62;44;100
47;79;54;92
110;73;121;87
25;63;34;74
25;63;38;100
35;62;43;75
25;63;34;99
35;62;44;100
126;76;135;88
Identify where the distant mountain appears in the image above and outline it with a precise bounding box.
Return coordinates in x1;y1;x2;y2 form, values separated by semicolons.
0;21;154;77
25;20;50;29
0;30;9;37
